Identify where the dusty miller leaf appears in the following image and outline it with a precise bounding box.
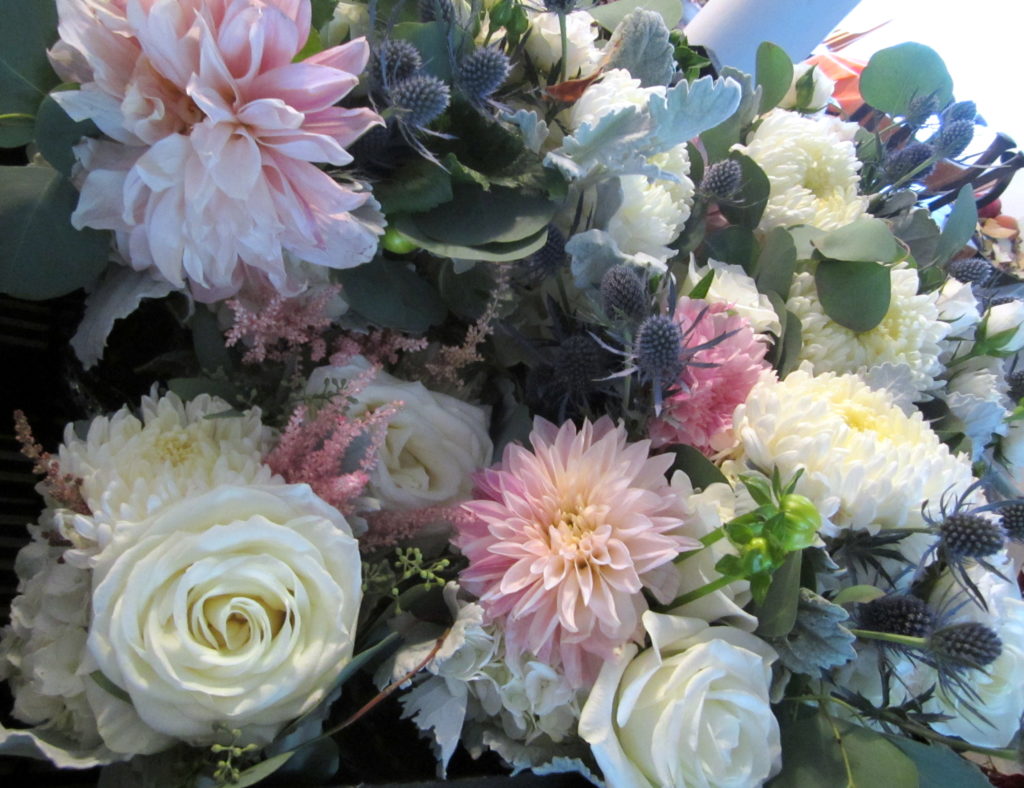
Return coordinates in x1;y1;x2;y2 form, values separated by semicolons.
603;8;676;87
770;588;857;675
71;267;176;369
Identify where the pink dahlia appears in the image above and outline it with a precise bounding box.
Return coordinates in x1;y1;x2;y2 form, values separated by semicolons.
50;0;383;301
455;417;698;687
649;296;771;455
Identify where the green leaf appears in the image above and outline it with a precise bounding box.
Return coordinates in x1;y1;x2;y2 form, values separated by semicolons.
587;0;683;33
0;165;109;300
375;159;453;215
774;308;803;378
337;259;447;332
168;377;241;403
891;209;940;267
392;21;469;83
884;736;991;788
393;215;550;262
832;584;886;606
756;42;794;114
442;152;492;190
813;218;902;263
310;0;338;29
859;43;954;117
705;226;759;274
407;184;557;246
687;270;714;300
294;27;325;61
189;305;235;375
668;444;728;490
933;184;978;267
34;89;99;177
0;113;36;148
717;153;770;229
755;227;797;299
814;259;891;333
771;706;919;788
699;67;760;162
438;259;499;320
90;671;132;705
752;550;801;638
231;752;297;788
0;0;60;148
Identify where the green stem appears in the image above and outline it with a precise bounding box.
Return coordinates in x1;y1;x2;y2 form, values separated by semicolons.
700;526;726;546
0;113;34;122
665;574;737;608
558;11;568;83
849;628;928;649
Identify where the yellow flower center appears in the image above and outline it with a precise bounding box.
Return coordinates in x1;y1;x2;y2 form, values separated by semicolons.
153;428;199;466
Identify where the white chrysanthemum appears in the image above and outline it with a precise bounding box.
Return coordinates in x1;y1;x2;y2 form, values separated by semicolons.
684;258;782;335
728;369;978;535
733;109;867;231
569;68;651;129
787;265;950;396
56;391;276;562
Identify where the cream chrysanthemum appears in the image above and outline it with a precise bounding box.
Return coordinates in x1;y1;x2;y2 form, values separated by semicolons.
733;109;867;231
56;391;275;562
728;369;977;535
787;265;950;396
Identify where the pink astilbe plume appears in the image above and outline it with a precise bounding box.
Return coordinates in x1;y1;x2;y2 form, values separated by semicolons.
50;0;383;301
13;411;90;516
329;329;429;368
226;283;340;363
265;369;399;517
361;505;465;552
649;296;771;456
455;417;698;688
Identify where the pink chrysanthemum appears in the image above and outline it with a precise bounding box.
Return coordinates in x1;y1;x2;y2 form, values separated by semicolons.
455;417;698;687
649;297;771;456
50;0;383;301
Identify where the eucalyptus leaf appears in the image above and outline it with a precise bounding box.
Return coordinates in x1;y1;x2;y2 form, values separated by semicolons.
168;377;241;403
337;258;447;332
717;153;770;229
705;226;759;274
752;550;801;638
0;0;60;147
393;215;550;262
603;8;675;88
755;227;797;299
933;184;978;267
392;22;465;82
669;444;728;490
0;165;110;300
815;260;891;333
310;0;338;28
860;43;954;117
884;736;991;788
231;752;296;788
756;42;794;114
587;0;683;32
891;209;940;266
771;706;919;788
189;304;234;375
438;258;500;319
34;89;99;177
374;159;453;215
409;184;557;246
774;308;802;378
813;218;902;263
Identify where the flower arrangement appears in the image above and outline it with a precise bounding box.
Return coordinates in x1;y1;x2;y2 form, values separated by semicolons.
2;0;1024;786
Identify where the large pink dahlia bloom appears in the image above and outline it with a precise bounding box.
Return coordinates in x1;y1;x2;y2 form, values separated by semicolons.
50;0;383;301
649;297;772;456
455;417;698;687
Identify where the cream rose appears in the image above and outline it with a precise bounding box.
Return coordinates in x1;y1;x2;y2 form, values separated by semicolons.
524;11;601;79
579;612;780;788
87;484;361;745
307;358;493;511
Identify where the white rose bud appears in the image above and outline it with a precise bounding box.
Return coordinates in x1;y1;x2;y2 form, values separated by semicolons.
524;11;601;79
579;611;780;788
980;300;1024;354
780;63;834;113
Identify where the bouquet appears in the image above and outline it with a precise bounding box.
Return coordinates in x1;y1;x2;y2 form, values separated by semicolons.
2;0;1024;785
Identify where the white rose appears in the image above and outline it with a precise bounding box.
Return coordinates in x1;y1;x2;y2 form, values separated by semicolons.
579;612;780;788
308;358;493;511
779;63;834;112
87;484;362;745
981;300;1024;353
936;277;981;339
684;258;783;336
525;11;600;79
321;2;370;45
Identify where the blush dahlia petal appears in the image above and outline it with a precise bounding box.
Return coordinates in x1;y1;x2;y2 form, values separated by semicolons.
52;0;383;300
455;417;698;688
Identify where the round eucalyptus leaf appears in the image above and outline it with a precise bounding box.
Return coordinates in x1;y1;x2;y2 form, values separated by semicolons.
860;43;954;117
814;259;891;334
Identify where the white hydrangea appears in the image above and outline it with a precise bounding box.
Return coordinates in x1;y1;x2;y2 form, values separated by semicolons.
733;109;867;231
684;257;782;336
787;265;950;396
727;368;979;536
525;10;601;79
54;391;276;564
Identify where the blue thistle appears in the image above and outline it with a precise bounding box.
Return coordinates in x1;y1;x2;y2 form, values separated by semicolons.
857;595;935;638
934;119;974;159
885;142;934;182
928;622;1002;669
600;265;647;323
700;159;743;200
373;39;423;90
459;47;511;103
390;75;450;128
